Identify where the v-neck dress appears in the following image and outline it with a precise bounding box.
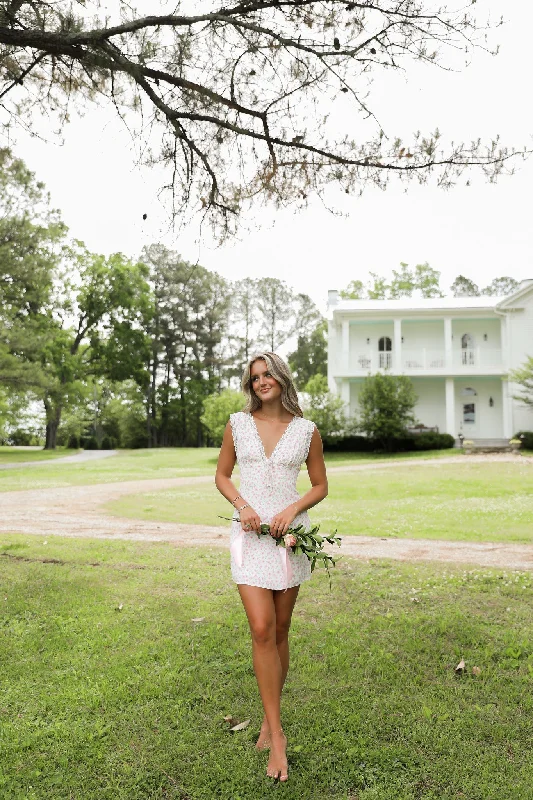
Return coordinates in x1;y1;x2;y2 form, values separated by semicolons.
229;411;315;590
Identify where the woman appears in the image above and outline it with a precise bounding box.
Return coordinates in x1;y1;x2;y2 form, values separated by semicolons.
215;352;328;782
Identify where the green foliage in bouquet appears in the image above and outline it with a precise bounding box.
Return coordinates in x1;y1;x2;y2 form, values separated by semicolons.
258;523;341;587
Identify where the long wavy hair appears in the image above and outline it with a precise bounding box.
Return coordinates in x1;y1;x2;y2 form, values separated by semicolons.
242;352;303;417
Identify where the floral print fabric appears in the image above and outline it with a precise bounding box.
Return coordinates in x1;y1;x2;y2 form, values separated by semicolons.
229;412;315;590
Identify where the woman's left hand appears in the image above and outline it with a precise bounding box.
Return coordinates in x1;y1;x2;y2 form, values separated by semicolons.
269;504;299;538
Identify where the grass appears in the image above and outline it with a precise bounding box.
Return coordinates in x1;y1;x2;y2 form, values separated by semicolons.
322;448;458;467
1;534;532;799
0;446;462;493
0;448;220;492
105;461;533;545
0;446;79;464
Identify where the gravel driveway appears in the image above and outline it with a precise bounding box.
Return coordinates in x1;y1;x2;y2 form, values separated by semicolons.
1;453;532;570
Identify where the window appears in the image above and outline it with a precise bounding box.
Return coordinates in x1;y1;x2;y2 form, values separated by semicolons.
461;387;477;396
463;403;475;425
378;336;392;368
461;333;475;365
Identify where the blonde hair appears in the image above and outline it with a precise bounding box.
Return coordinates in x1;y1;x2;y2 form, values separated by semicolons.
242;352;303;417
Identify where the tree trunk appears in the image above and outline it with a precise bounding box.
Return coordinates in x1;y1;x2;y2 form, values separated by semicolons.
43;397;62;450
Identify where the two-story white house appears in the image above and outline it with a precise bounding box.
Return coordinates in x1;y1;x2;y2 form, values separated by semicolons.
327;280;533;441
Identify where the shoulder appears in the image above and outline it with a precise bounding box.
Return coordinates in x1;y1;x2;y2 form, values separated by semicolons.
229;411;247;423
229;411;249;435
296;416;316;434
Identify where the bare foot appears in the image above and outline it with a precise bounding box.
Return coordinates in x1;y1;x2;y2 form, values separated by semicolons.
255;716;270;751
266;730;288;782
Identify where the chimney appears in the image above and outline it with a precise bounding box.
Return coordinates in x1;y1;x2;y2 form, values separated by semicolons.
328;290;339;307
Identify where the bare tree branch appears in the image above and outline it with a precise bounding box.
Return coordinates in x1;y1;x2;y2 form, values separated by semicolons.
0;0;526;235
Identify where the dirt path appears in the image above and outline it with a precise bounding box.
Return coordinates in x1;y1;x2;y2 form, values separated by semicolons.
1;452;532;570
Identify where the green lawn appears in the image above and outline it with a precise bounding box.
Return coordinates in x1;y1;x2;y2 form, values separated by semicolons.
0;448;220;492
1;534;532;799
0;446;79;464
105;460;533;544
0;446;463;493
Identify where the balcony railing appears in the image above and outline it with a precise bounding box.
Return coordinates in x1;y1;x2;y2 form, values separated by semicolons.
341;347;503;374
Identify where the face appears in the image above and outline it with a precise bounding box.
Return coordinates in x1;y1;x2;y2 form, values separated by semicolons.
250;360;282;403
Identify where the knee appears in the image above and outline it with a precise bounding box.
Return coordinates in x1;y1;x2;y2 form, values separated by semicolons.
250;620;276;646
275;620;291;644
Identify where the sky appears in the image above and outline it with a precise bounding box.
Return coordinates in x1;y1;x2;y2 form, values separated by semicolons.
4;1;532;313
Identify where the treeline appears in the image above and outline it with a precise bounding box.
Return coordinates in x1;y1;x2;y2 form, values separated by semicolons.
340;263;519;300
0;149;326;449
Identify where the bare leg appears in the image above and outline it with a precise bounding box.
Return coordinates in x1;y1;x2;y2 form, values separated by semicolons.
238;585;297;781
256;586;300;751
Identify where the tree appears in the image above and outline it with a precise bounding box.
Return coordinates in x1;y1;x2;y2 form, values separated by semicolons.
340;280;365;300
357;373;417;450
341;262;443;300
414;262;444;299
509;356;533;409
228;278;261;372
201;390;245;446
141;244;231;447
0;2;522;234
482;277;520;297
288;320;327;389
0;148;67;393
389;262;416;298
256;277;295;352
450;275;480;297
40;246;151;448
302;374;346;444
367;272;390;300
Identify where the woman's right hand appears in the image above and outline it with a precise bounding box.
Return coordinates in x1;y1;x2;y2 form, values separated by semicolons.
239;505;261;533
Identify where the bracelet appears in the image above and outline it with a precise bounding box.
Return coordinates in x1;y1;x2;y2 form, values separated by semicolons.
238;504;249;513
231;495;242;506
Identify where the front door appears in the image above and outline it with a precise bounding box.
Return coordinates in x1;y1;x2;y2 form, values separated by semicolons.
462;401;478;436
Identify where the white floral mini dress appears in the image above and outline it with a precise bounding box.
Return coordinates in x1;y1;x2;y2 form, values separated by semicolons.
229;411;315;590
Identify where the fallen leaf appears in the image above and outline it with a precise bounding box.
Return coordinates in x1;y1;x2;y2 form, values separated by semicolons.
454;658;466;673
191;617;205;623
230;719;251;732
223;715;239;727
117;603;123;611
472;666;481;676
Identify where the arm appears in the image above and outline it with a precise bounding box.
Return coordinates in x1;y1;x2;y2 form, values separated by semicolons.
215;421;262;532
270;426;329;537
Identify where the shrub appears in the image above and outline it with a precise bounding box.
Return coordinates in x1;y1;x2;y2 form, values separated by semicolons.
325;431;455;453
303;374;347;445
357;373;417;451
8;429;35;446
323;435;375;453
412;432;455;451
83;436;99;450
201;390;245;446
101;435;118;450
67;434;80;449
514;431;533;450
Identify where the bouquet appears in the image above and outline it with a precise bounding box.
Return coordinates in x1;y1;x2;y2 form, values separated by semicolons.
257;523;341;582
222;516;341;587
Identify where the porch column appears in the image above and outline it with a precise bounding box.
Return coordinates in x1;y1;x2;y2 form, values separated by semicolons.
445;377;455;435
444;317;453;369
341;380;351;414
394;318;402;372
499;314;508;368
501;378;513;439
327;320;337;392
341;319;350;372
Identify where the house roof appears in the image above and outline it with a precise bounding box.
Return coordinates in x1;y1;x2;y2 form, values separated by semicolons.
495;279;533;309
328;295;506;312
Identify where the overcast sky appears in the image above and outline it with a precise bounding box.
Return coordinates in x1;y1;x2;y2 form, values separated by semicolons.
5;1;532;312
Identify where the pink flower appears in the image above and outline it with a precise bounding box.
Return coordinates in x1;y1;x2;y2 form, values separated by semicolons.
284;534;297;548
